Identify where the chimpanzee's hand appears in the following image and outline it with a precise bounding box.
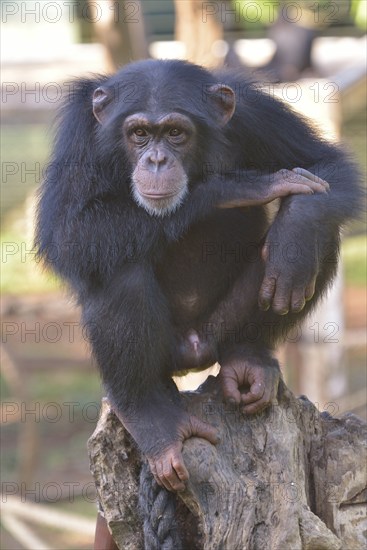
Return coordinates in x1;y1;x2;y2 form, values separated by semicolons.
147;414;219;492
219;167;329;209
219;357;279;414
259;220;319;315
268;168;329;202
258;168;331;315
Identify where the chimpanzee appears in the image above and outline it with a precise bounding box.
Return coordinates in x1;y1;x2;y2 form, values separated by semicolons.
36;60;362;492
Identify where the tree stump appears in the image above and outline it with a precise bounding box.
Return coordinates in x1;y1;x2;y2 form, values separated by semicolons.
88;376;367;550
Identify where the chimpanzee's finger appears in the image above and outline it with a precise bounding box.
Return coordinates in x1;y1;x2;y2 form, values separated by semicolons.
157;457;185;492
172;454;189;485
240;381;265;405
292;167;330;191
272;281;291;315
291;180;327;194
291;287;306;313
273;183;314;197
259;276;276;311
188;416;220;446
219;369;242;404
155;459;171;491
241;392;272;414
305;276;317;301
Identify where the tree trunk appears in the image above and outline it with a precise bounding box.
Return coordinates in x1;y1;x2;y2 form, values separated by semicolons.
87;0;148;71
174;0;223;67
88;377;366;549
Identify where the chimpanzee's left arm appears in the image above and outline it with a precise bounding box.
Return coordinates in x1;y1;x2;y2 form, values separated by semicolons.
259;151;363;315
164;167;329;243
223;87;365;315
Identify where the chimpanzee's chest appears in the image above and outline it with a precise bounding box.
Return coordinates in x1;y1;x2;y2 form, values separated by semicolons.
156;207;268;324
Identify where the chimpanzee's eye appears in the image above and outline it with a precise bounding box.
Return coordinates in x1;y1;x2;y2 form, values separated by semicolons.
134;128;148;137
169;128;182;137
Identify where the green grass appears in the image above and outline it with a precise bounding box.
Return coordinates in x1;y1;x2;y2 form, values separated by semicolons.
28;369;101;403
342;234;367;287
1;123;58;293
1;227;60;294
1;124;50;218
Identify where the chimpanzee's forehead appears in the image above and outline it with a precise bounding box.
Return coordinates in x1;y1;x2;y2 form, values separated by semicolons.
111;59;214;87
106;59;216;117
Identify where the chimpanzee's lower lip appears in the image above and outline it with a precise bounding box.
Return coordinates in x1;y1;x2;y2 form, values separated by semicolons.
141;192;178;200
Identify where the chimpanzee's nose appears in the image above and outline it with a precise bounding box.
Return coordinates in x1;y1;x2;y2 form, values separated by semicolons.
147;149;167;171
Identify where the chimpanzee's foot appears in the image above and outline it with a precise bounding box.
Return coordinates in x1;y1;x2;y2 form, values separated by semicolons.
219;355;280;414
147;413;219;492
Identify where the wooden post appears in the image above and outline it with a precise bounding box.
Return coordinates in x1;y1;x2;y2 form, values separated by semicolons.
87;0;148;71
174;0;224;67
88;376;366;549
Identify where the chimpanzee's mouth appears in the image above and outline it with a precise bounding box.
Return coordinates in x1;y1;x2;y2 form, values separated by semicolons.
133;186;188;217
140;191;180;200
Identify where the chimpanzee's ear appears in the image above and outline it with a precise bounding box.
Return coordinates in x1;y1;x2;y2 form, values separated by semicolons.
92;86;113;124
206;84;236;127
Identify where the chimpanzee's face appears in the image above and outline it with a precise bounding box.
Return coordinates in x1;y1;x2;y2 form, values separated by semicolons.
121;111;196;216
92;77;235;217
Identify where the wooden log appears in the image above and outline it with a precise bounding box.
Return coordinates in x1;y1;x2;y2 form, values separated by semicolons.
88;376;366;549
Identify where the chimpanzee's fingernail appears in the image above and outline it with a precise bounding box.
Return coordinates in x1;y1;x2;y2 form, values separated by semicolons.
228;398;236;405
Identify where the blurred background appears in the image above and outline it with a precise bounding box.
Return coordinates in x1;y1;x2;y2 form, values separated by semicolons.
1;1;366;548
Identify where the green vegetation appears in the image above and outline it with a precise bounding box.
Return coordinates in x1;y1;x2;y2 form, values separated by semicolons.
234;0;358;29
342;234;367;287
1;226;60;294
351;0;367;30
1;124;50;218
343;107;367;173
1;123;56;294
